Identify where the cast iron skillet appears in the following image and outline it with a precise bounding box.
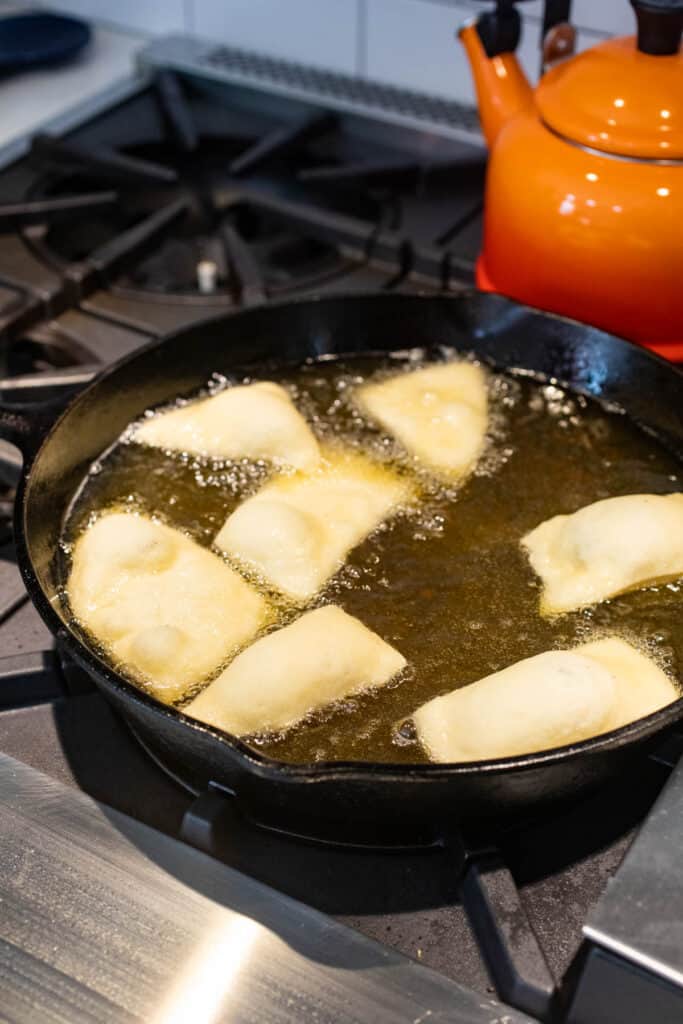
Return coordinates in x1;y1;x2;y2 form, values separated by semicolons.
3;291;683;837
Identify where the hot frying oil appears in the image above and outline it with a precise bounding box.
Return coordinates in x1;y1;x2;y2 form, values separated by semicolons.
61;356;683;763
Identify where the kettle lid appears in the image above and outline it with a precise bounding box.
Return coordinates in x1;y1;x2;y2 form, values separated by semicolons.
536;1;683;160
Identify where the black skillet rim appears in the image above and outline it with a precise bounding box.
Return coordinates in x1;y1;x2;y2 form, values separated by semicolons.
13;289;683;783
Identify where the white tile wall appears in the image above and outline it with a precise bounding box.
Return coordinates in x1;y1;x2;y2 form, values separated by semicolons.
192;0;360;73
567;0;635;37
403;0;635;38
42;0;186;35
41;0;638;103
366;0;542;102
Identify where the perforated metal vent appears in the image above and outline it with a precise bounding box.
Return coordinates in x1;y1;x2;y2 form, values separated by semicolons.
203;44;481;137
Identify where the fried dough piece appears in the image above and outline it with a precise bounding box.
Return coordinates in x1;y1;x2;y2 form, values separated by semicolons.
355;361;488;481
522;493;683;614
185;605;406;736
215;448;413;602
68;512;268;702
413;638;677;763
135;381;320;471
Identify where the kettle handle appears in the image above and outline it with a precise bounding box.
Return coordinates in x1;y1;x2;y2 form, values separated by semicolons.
541;1;575;71
472;2;576;67
542;0;572;35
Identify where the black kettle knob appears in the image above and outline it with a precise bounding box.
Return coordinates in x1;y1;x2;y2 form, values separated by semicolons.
475;2;522;58
473;1;559;57
630;0;683;55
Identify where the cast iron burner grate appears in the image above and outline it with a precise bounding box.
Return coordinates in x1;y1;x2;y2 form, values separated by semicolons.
25;139;382;300
18;73;394;303
0;69;486;354
2;71;482;314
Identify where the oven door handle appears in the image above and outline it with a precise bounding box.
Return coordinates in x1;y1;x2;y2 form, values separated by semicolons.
0;366;98;485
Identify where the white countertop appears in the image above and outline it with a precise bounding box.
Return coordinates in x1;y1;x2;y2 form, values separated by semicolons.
0;3;145;165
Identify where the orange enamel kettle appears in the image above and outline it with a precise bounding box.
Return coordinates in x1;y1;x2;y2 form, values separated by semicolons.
460;0;683;358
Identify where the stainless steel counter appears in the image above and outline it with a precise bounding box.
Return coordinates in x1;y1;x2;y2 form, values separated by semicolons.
0;752;529;1023
585;754;683;990
0;3;145;168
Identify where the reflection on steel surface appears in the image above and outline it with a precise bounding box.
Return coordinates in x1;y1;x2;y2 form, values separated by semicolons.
0;752;530;1023
153;917;261;1024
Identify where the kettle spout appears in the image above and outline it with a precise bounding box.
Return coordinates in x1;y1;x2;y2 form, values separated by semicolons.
459;21;534;148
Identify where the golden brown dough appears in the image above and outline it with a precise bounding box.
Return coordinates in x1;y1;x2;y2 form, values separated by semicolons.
355;361;488;481
135;380;320;470
185;605;407;736
215;447;413;602
68;512;269;702
522;493;683;614
412;637;678;763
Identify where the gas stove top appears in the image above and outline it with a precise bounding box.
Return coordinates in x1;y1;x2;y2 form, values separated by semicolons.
0;38;682;1024
0;52;484;352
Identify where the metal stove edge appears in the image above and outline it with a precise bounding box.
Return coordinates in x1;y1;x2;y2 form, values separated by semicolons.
136;33;484;147
0;74;149;172
583;753;683;991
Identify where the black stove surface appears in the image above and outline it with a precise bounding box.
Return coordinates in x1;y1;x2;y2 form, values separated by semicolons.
0;67;679;1024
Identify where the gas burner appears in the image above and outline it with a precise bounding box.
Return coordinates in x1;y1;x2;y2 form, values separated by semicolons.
24;136;383;302
225;203;361;295
0;71;486;350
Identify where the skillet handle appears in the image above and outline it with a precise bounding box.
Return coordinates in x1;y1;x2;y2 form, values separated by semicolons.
0;366;96;486
454;833;556;1019
0;407;39;485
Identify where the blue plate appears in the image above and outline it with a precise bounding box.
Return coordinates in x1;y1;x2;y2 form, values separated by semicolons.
0;12;91;72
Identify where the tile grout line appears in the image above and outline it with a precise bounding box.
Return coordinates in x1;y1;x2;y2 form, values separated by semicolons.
356;0;369;77
183;0;195;35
